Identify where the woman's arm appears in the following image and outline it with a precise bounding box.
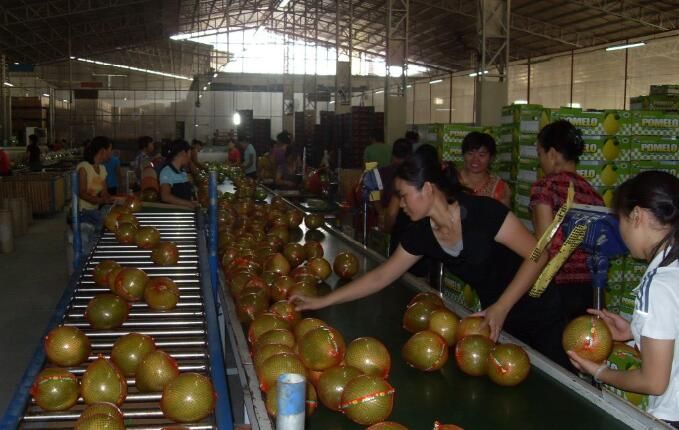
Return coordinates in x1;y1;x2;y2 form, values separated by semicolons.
569;337;674;396
477;211;549;340
291;245;421;311
532;202;554;239
160;183;198;209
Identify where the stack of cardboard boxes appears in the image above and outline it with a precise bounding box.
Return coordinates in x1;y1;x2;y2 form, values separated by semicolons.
500;103;550;232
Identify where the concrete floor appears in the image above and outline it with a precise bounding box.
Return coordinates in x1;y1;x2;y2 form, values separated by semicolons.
0;213;70;415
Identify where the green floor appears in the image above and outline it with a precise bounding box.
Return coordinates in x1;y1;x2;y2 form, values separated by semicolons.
0;213;70;414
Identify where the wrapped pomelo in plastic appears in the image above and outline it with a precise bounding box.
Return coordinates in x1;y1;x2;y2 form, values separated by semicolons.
31;368;79;411
317;365;363;411
151;242;180;266
136;350;180;392
269;300;301;325
161;373;216;423
562;315;613;363
454;334;494;377
403;301;442;333
340;375;395;425
85;294;130;330
298;326;346;371
487;343;531;387
248;313;290;345
456;316;491;343
345;337;391;378
402;330;449;371
428;309;460;346
44;325;91;366
81;357;127;405
257;352;307;392
92;260;121;287
144;277;181;310
111;333;156;377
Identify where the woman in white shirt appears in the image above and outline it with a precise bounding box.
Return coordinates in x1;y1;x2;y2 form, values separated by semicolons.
568;170;679;428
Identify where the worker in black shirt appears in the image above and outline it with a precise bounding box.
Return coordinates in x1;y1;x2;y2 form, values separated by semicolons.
26;134;41;171
292;149;568;368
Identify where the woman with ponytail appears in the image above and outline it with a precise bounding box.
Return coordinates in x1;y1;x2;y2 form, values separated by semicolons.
77;136;114;216
292;149;570;367
531;120;604;320
568;171;679;427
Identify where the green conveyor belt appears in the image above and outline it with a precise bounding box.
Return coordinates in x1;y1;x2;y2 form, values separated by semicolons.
218;183;641;429
298;233;631;430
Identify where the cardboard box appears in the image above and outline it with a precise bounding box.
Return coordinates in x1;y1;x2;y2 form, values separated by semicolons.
580;135;630;162
618;135;679;161
608;257;625;283
551;108;631;136
630;95;679;111
627;111;679;136
576;160;630;187
650;85;679;96
595;186;616;208
628;159;679;176
501;104;549;134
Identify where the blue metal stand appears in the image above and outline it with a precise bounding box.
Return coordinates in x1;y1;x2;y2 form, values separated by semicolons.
198;197;234;430
71;169;82;272
208;171;219;305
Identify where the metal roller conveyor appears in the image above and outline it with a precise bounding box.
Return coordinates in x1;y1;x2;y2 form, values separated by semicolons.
221;182;671;430
2;189;233;430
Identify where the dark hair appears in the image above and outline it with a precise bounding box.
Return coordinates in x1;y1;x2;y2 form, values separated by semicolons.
371;128;384;143
29;134;38;144
396;146;464;203
165;139;190;163
138;135;154;150
191;139;203;148
276;131;292;145
462;131;497;157
84;136;111;164
614;170;679;267
537;120;585;163
405;131;419;142
392;138;412;160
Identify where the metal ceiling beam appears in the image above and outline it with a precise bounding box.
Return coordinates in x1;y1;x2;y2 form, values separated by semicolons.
568;0;679;31
0;0;157;25
412;0;608;47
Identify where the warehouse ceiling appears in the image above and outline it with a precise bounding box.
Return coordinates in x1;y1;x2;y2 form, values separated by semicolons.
1;0;678;77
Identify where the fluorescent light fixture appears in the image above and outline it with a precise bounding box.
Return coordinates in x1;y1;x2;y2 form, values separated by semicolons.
199;94;203;98
13;62;19;65
207;82;211;86
375;90;384;94
3;82;13;87
434;97;444;105
329;101;335;104
170;29;226;41
429;79;443;84
42;93;50;97
388;65;403;76
123;97;128;101
69;56;75;60
567;102;581;108
195;124;199;127
468;70;489;77
213;73;218;78
606;42;645;51
278;0;291;8
514;100;528;105
63;99;68;103
233;112;241;126
406;84;412;88
203;86;207;91
72;57;192;80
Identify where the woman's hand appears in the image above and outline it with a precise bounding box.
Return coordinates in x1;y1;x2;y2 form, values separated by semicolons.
566;350;603;376
586;308;633;342
289;294;328;312
472;302;510;342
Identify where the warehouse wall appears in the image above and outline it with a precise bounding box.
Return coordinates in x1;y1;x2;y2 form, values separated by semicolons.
405;33;679;125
